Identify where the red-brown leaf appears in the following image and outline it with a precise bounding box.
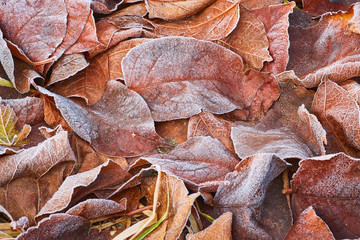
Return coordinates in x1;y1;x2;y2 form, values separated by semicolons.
302;0;357;17
39;80;164;157
285;206;335;240
291;153;360;239
144;136;240;192
123;37;278;121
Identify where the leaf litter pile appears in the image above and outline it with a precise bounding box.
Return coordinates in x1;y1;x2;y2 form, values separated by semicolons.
0;0;360;239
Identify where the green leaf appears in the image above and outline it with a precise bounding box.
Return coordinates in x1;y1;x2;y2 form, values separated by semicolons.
0;106;30;147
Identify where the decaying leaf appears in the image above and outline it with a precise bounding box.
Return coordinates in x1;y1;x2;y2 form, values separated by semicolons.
216;5;272;71
123;37;278;121
0;106;30;147
144;136;240;192
210;154;291;240
188;112;234;152
312;80;360;157
302;0;357;16
146;0;215;21
186;212;232;240
39;80;164;157
285;206;335;240
287;6;360;88
291;153;360;239
152;0;240;40
0;130;76;225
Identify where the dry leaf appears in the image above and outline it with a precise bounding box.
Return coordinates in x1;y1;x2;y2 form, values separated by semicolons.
231;123;313;160
0;130;76;225
287;6;360;88
39;80;164;157
240;0;282;9
123;37;278;121
146;0;215;21
284;206;335;240
211;154;291;240
186;212;232;240
152;0;240;40
216;5;271;71
302;0;357;16
156;119;189;145
144;136;240;192
291;153;360;239
91;0;124;14
188;112;234;152
312;80;360;157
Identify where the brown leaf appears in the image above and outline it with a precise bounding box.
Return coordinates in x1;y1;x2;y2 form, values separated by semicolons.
43;0;92;73
348;3;360;34
41;94;71;131
13;58;43;94
108;2;147;17
285;206;335;240
156;119;189;145
312;80;360;157
91;0;124;14
39;80;164;157
123;37;277;121
0;29;14;86
0;0;67;63
88;19;155;58
18;213;111;240
302;0;357;17
48;53;89;86
216;5;272;71
210;154;291;240
144;136;240;192
66;199;126;220
231;123;313;160
240;0;282;9
339;79;360;105
142;173;200;240
65;10;100;54
291;153;360;239
252;2;295;74
287;6;360;88
257;81;326;156
188;112;234;152
0;130;76;225
152;0;240;40
186;212;232;240
36;160;131;221
146;0;215;21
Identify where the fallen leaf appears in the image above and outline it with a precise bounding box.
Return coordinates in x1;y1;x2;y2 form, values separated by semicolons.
0;130;76;225
0;106;30;147
48;53;89;86
186;212;232;240
42;0;91;74
231;123;313;160
284;206;335;240
252;2;295;74
108;2;147;17
291;153;360;239
240;0;282;9
216;5;272;71
152;0;240;40
210;154;291;240
312;80;360;157
339;79;360;105
13;58;43;94
146;0;215;21
348;3;360;34
144;136;240;192
36;160;131;221
88;19;155;58
65;10;100;54
142;173;200;240
0;29;14;87
123;37;277;121
156;119;189;145
17;213;111;240
287;6;360;88
91;0;124;14
302;0;357;16
39;80;164;157
65;199;126;220
188;112;234;152
41;94;71;131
